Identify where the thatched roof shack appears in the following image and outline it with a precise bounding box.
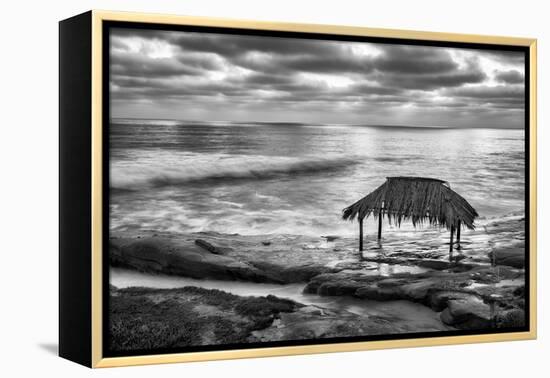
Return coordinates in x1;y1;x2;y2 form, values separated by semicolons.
343;177;479;251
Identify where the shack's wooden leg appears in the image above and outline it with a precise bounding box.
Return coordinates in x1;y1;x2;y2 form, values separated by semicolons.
449;225;455;253
456;221;461;248
377;211;382;240
359;218;364;251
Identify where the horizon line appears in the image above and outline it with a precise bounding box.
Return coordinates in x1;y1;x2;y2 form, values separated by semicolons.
110;116;524;130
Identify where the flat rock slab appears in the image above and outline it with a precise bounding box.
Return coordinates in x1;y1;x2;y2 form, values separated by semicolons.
110;234;339;284
110;237;284;283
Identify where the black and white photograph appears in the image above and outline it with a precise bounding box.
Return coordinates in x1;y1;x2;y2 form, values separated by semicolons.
106;25;528;355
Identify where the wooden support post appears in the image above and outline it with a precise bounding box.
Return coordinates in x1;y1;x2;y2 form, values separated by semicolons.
359;218;364;251
449;225;455;253
456;221;461;248
490;301;497;328
377;210;382;240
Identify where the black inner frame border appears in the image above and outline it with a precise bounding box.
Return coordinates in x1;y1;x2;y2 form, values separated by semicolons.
101;20;531;359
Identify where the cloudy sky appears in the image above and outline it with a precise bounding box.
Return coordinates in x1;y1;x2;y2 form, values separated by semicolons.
110;28;525;128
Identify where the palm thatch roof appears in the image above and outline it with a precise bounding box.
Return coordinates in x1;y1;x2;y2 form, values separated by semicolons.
342;177;478;230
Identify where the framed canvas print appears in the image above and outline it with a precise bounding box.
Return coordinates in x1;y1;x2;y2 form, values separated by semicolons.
59;10;537;368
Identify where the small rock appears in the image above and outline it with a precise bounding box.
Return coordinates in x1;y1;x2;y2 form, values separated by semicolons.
300;306;324;316
262;241;271;246
430;291;475;312
440;297;492;329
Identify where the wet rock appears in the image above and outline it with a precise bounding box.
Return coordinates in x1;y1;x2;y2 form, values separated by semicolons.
250;305;408;343
110;237;282;283
251;261;333;283
355;285;403;301
400;281;436;302
440;296;492;329
304;272;377;295
318;281;363;296
415;259;452;270
304;264;524;331
300;305;324;316
110;234;341;284
488;247;525;268
430;291;479;312
109;213;526;331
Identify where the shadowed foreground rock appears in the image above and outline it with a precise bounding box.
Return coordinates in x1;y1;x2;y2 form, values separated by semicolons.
109;285;409;352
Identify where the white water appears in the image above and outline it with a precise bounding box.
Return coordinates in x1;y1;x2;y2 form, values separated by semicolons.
110;121;525;237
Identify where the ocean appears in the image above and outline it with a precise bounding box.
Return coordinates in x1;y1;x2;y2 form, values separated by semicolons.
109;119;525;237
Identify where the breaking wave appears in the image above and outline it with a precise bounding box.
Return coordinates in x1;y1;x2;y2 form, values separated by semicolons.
111;152;359;190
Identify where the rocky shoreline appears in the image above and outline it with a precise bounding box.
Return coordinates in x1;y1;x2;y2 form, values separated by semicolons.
109;285;418;351
303;264;524;330
109;214;526;351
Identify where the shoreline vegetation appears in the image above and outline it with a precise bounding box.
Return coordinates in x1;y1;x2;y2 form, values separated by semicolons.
109;213;526;352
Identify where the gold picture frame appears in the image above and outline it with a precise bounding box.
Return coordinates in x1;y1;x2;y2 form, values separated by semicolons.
59;10;537;368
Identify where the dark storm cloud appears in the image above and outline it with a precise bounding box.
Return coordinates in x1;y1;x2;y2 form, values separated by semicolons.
112;76;250;99
109;28;526;127
170;32;339;57
350;84;404;96
446;85;524;99
494;69;524;84
479;50;525;64
443;85;525;109
369;46;488;90
109;28;170;40
373;45;457;74
111;53;200;77
165;31;376;75
240;72;296;86
371;68;487;90
235;53;374;75
111;48;226;78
